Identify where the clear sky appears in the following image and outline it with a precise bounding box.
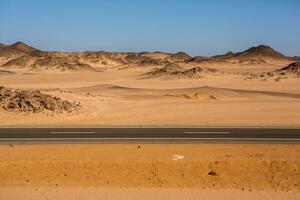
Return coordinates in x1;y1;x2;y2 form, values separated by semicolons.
0;0;299;56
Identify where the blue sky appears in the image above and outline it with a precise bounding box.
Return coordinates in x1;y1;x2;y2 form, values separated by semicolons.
0;0;299;56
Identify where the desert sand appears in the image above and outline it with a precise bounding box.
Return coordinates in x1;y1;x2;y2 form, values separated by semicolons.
1;69;300;126
1;42;300;199
1;42;300;126
0;144;299;199
0;42;300;126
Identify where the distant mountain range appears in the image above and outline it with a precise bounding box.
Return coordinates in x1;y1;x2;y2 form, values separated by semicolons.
0;41;297;72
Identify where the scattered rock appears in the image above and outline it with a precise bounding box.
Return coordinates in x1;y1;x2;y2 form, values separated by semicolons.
30;56;96;72
172;155;185;161
146;66;221;79
209;95;217;100
145;63;184;77
208;170;218;176
245;62;300;81
0;86;80;113
276;62;300;75
167;92;218;101
170;67;219;79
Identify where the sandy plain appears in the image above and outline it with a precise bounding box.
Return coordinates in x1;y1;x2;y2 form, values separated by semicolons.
0;144;299;199
1;67;300;126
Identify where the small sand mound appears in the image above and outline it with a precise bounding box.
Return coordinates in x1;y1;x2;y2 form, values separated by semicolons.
0;86;80;113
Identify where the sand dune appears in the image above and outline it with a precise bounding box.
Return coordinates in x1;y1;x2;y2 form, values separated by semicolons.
71;84;300;100
0;69;14;75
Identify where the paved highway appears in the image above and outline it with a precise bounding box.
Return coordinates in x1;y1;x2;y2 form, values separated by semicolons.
0;127;300;144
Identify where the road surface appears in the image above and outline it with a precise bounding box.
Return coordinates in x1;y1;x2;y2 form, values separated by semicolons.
0;127;300;144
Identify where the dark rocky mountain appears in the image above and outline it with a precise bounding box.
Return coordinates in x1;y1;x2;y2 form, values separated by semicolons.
167;52;192;62
0;41;41;59
7;41;38;54
212;51;235;59
233;45;288;61
209;45;293;65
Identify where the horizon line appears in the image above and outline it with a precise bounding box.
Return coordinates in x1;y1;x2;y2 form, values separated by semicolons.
1;40;299;58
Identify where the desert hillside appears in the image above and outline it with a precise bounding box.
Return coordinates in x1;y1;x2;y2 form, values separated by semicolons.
0;41;297;72
212;45;292;65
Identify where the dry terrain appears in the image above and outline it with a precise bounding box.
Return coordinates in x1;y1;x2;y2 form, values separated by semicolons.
0;42;300;126
1;42;300;199
0;144;299;200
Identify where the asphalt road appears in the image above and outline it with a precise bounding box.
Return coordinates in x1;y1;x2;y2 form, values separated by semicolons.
0;127;300;144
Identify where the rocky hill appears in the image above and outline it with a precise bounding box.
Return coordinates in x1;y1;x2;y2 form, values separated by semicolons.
0;86;80;113
2;55;38;69
167;52;192;62
145;63;185;77
212;45;292;65
276;62;300;75
212;51;235;59
2;54;98;72
0;41;42;66
146;65;221;79
170;67;221;79
30;56;97;72
246;62;300;81
8;41;38;54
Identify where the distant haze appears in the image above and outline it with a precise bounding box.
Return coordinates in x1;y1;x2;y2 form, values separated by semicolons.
0;0;300;56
